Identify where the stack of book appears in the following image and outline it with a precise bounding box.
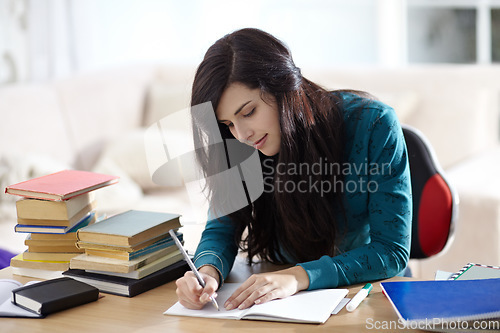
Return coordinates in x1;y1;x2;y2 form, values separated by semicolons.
64;210;189;297
5;170;119;279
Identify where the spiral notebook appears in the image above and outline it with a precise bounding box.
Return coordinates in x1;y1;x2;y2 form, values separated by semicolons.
448;263;500;281
381;278;500;329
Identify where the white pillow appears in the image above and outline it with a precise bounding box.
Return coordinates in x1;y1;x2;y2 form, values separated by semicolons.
94;128;194;191
91;150;143;214
0;152;69;221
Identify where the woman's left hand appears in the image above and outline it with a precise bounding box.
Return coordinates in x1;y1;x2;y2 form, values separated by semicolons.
224;266;310;310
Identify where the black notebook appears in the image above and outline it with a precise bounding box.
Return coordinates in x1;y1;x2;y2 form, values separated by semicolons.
11;277;99;316
63;259;189;297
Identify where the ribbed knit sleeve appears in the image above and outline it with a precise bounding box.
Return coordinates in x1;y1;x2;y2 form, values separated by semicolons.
298;96;412;290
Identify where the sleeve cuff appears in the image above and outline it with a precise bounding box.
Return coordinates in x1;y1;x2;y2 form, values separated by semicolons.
194;251;226;288
297;255;340;290
197;264;224;289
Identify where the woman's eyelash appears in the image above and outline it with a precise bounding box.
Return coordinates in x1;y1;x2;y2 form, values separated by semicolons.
223;108;255;128
244;108;255;117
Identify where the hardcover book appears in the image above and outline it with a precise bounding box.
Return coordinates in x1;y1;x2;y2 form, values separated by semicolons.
16;193;93;220
15;211;95;234
25;235;79;247
86;250;183;279
11;277;99;315
11;267;65;280
76;232;172;253
17;201;96;227
63;259;189;297
70;245;179;273
5;169;119;201
10;253;70;272
84;242;176;261
30;232;79;241
22;251;81;262
76;210;181;247
81;233;182;260
27;244;82;253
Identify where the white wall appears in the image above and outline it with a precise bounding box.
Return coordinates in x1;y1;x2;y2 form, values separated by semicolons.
0;0;28;83
1;0;387;84
68;0;379;71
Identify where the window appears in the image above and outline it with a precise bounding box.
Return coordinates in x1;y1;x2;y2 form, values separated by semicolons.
492;8;500;61
407;0;500;64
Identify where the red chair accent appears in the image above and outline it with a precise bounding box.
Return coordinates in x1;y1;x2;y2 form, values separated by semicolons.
402;125;459;259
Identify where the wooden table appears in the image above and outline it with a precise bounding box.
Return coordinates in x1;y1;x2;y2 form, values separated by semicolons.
0;257;423;333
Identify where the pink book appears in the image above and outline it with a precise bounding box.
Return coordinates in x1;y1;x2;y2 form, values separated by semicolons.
5;170;119;201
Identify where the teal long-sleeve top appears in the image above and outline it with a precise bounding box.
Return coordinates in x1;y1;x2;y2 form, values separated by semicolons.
193;92;412;290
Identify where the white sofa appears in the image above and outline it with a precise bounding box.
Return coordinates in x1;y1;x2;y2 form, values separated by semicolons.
1;64;499;278
304;66;500;278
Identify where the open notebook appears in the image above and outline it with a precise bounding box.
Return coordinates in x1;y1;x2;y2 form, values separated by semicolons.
0;280;42;318
164;282;348;324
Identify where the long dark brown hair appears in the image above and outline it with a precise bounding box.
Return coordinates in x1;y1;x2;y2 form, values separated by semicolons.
191;28;346;264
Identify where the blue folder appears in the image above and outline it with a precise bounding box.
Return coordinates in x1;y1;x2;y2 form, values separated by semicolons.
381;278;500;325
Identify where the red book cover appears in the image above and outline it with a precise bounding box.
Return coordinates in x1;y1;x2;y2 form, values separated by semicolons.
5;170;119;201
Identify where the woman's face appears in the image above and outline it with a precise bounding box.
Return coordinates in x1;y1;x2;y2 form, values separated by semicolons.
216;83;281;156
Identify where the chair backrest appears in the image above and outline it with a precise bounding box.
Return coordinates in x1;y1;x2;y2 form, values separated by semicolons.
402;125;459;259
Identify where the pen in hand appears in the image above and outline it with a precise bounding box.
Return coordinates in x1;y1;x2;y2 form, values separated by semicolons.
169;229;220;311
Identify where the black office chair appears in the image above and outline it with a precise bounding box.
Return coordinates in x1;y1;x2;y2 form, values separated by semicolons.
402;125;459;259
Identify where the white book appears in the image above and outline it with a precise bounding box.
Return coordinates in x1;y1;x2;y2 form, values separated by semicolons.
11;267;65;280
164;283;348;324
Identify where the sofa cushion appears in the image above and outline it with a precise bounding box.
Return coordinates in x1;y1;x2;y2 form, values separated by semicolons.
142;66;195;126
304;65;500;169
91;151;144;215
0;83;74;165
94;128;162;191
446;147;500;201
54;66;158;170
0;151;70;222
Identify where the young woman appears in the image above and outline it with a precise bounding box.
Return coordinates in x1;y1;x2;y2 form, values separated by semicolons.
175;28;412;311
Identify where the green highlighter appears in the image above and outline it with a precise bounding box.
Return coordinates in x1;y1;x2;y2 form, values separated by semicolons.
346;283;373;312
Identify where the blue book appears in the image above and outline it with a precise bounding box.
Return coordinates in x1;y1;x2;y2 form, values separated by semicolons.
381;278;500;329
76;210;181;247
14;212;95;234
123;234;182;260
82;233;184;260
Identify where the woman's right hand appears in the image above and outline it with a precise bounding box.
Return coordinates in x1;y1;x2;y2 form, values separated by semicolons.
175;265;220;310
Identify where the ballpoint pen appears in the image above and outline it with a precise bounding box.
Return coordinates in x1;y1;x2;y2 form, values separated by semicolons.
346;283;372;312
168;229;220;311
